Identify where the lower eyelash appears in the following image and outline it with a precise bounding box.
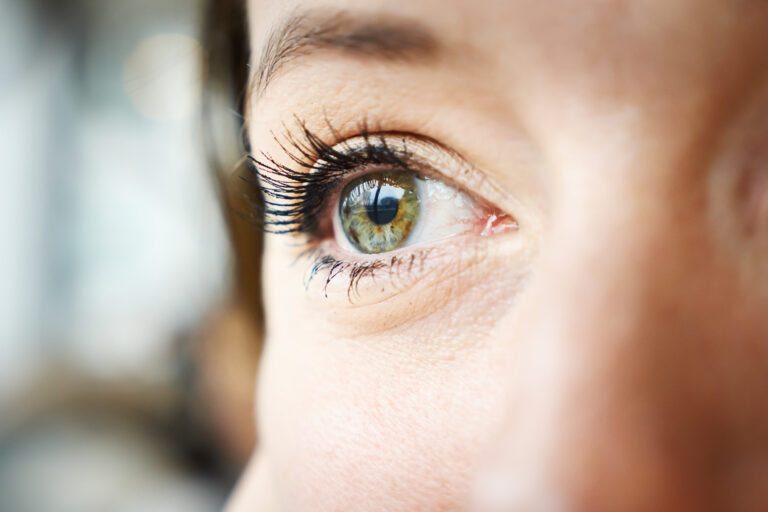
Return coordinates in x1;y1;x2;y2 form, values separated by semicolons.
301;245;432;301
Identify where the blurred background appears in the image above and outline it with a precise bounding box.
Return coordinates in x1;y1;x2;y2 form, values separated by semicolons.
0;0;256;510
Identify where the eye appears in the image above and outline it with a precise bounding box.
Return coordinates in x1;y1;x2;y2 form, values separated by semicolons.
335;168;492;254
251;121;520;299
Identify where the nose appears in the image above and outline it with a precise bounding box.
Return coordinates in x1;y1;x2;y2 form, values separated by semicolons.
471;185;768;511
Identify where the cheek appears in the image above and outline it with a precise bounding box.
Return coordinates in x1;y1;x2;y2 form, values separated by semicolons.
254;224;531;510
256;318;505;512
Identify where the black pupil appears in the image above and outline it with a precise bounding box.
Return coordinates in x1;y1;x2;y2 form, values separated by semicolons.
365;184;401;225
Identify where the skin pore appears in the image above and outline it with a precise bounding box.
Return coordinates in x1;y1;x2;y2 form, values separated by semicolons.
227;0;768;510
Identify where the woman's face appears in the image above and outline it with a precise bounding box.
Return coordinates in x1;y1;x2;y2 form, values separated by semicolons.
229;0;768;510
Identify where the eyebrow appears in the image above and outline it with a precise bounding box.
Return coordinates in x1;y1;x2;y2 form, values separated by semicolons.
252;10;440;97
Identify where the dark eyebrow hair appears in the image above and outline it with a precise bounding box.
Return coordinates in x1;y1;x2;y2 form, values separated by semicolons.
252;10;440;97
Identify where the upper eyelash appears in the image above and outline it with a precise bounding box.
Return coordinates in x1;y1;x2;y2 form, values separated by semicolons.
246;118;416;239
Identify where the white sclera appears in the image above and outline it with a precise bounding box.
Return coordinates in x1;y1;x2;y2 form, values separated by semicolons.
334;173;483;253
407;175;483;244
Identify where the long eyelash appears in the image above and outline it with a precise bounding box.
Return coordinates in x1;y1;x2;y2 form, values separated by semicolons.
245;117;414;238
237;117;430;299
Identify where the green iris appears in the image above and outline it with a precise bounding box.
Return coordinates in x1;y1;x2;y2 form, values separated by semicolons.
339;171;421;254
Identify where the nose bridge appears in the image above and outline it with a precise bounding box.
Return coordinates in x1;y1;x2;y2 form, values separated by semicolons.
479;185;724;510
518;174;699;398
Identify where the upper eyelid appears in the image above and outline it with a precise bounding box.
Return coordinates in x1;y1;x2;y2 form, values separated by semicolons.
315;129;497;199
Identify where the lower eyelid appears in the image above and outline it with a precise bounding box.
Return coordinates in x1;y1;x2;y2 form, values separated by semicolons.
301;237;470;306
301;204;520;305
288;231;532;338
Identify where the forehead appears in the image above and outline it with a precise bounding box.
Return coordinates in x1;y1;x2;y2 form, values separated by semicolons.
247;0;768;105
248;0;765;52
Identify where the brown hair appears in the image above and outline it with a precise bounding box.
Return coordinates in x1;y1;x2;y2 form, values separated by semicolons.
202;0;263;324
198;0;263;468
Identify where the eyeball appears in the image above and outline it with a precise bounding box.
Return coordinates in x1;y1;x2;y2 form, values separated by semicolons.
336;169;493;254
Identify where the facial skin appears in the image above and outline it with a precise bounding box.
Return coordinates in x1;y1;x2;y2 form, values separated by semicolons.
227;0;768;510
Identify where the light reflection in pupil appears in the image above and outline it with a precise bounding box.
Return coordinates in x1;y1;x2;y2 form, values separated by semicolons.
365;184;402;225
